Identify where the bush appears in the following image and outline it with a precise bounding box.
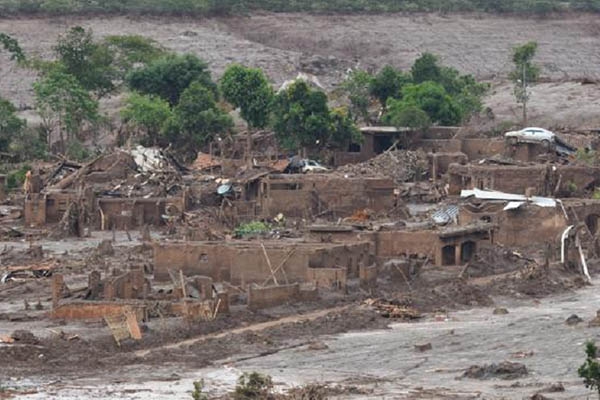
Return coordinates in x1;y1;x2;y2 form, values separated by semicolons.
5;164;31;190
579;341;600;398
234;221;271;237
234;372;273;399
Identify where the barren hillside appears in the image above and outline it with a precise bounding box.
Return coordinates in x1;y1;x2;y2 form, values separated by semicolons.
0;13;599;128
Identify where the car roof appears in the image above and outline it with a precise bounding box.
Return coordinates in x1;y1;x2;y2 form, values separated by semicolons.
523;127;551;132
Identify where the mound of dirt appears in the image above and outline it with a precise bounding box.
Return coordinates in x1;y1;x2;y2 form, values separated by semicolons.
463;361;528;380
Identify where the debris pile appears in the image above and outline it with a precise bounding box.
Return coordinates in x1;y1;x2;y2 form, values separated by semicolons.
47;146;184;198
364;298;421;320
337;150;428;183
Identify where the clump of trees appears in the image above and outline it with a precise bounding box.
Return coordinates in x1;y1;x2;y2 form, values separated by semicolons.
273;80;360;153
343;52;488;129
122;54;232;161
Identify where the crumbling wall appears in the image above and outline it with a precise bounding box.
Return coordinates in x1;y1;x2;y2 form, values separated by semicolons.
247;283;300;310
376;230;437;260
494;206;567;247
448;164;600;196
24;194;46;226
359;264;378;289
153;241;371;286
264;176;394;219
306;267;347;289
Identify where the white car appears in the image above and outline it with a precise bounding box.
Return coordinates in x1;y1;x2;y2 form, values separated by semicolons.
505;127;556;147
302;160;329;173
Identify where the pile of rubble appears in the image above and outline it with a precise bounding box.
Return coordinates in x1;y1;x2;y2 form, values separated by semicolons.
337;150;428;183
363;298;421;320
45;146;185;198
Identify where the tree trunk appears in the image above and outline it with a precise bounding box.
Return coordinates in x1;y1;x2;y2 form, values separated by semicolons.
246;128;253;168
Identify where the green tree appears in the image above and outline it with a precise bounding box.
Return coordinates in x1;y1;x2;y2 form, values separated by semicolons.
273;80;332;152
54;26;117;97
369;65;411;108
383;100;431;130
167;81;233;158
0;97;26;152
579;341;600;398
400;82;463;125
103;35;166;79
0;33;25;63
411;52;441;84
220;64;273;164
341;69;373;123
126;54;217;106
33;68;99;153
121;92;172;146
329;107;362;149
510;41;539;125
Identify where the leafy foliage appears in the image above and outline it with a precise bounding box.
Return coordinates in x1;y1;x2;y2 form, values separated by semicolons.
341;69;372;122
579;341;600;397
54;26;117;96
0;97;25;152
273;80;330;151
411;53;441;84
382;101;431;130
103;34;166;78
510;41;539;123
369;65;411;107
233;372;273;399
33;68;99;151
234;221;271;237
400;82;463;125
329;107;361;148
126;54;217;106
0;32;25;63
220;64;273;129
168;81;233;153
191;379;209;400
121;92;172;145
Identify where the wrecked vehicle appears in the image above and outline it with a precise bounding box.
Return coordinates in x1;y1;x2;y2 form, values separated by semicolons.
505;127;556;147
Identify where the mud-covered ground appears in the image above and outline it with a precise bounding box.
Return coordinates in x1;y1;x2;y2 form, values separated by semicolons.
0;232;593;399
0;13;599;129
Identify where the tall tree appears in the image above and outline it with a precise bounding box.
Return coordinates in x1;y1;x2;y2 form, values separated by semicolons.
510;41;539;125
411;53;442;84
169;81;233;158
126;54;217;106
369;65;411;108
103;35;166;80
121;93;172;146
55;26;117;97
273;80;330;152
399;82;463;125
220;64;273;165
0;97;25;153
34;68;99;153
341;69;372;123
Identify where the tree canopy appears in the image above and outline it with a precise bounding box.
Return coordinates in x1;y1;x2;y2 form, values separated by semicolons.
54;26;117;96
220;64;273;129
126;54;217;106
